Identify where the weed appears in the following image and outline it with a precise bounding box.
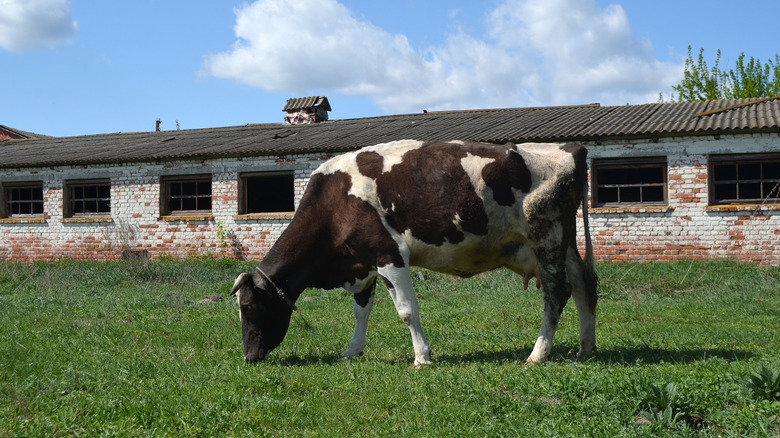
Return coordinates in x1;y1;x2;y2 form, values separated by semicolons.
745;363;780;402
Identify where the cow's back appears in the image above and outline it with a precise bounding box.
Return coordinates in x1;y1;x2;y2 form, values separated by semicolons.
311;140;585;277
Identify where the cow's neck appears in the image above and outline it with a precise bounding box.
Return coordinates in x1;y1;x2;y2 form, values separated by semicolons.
256;219;331;302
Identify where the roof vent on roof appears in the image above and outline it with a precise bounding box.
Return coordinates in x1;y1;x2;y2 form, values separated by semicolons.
283;96;331;125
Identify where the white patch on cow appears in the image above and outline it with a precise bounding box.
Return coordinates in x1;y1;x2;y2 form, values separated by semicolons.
369;139;424;173
342;271;377;293
460;153;494;196
234;288;243;322
448;140;465;145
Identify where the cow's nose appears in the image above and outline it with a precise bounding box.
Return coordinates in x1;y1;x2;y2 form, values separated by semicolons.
245;350;269;363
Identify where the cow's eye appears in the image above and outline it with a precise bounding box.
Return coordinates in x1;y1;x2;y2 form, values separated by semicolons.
240;304;253;312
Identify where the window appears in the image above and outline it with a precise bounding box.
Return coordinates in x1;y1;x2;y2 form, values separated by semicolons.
161;175;212;215
65;179;110;217
592;158;667;206
239;172;295;214
710;154;780;205
3;182;44;216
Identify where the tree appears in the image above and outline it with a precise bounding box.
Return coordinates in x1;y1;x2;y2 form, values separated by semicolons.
662;46;780;102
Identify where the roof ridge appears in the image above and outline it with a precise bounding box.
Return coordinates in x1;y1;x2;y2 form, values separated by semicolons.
418;103;601;115
693;95;780;117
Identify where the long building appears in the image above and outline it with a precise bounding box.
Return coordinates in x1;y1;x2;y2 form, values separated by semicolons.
2;97;779;264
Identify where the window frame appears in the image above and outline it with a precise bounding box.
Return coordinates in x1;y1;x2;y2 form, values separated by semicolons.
591;157;668;207
64;179;111;218
709;153;780;206
2;181;44;218
238;171;296;215
160;174;213;216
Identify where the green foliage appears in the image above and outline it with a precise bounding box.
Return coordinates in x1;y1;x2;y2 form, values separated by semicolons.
0;259;778;436
635;381;702;430
671;46;725;102
727;53;780;100
665;45;780;102
745;364;780;402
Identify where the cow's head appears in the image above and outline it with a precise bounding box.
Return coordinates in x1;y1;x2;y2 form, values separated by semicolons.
230;271;294;363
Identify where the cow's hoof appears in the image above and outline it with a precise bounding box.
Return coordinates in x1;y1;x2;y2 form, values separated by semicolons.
340;349;364;358
413;358;432;369
524;356;546;366
576;346;597;360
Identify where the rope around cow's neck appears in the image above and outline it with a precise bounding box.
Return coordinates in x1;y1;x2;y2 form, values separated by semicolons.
255;267;298;311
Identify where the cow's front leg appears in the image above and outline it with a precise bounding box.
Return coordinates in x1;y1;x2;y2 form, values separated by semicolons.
527;259;571;365
379;265;431;367
342;279;377;358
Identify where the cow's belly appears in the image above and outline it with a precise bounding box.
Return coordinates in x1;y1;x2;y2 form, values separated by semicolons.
406;234;537;278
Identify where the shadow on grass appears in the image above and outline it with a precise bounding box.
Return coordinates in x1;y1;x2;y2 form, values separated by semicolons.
583;346;753;365
266;345;753;367
434;344;753;366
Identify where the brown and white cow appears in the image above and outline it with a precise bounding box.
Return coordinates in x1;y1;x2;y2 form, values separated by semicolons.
231;140;598;366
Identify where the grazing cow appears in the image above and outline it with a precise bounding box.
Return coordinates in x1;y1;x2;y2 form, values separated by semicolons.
231;140;598;366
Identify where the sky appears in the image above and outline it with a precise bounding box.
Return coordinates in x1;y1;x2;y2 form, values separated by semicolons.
1;0;778;138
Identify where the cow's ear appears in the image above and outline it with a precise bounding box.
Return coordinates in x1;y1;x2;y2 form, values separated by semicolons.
230;272;253;296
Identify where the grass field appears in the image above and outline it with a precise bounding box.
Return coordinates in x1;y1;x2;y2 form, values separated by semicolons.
1;258;778;437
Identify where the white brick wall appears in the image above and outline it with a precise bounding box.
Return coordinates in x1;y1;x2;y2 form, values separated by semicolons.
2;134;779;264
0;154;329;261
578;133;780;265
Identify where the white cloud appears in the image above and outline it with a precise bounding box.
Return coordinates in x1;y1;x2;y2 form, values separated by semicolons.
0;0;78;52
204;0;682;113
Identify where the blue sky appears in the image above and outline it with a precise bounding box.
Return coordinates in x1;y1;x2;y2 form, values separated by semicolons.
1;0;778;137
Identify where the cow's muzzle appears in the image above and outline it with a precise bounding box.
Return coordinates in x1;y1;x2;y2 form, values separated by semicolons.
245;349;270;364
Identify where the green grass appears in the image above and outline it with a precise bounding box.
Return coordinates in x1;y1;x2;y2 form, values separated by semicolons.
1;259;778;437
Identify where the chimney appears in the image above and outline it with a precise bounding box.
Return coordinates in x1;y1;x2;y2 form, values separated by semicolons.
156;119;161;131
283;96;331;125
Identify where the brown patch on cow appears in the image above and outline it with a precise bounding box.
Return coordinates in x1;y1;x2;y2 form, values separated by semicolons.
262;171;405;292
481;147;532;206
353;280;376;308
373;141;490;246
356;150;384;179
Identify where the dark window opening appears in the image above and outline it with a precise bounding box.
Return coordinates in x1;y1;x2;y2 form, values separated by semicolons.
240;172;295;214
67;180;110;216
710;155;780;205
163;176;212;214
4;183;44;216
592;158;667;206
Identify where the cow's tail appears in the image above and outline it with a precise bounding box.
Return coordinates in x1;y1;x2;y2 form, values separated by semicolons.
581;178;598;312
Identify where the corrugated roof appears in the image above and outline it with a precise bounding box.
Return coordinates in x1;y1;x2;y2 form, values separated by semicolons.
282;96;331;112
2;97;780;168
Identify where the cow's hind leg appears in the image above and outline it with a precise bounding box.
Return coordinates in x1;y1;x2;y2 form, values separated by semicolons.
566;247;597;359
342;279;377;358
378;265;431;367
527;256;571;365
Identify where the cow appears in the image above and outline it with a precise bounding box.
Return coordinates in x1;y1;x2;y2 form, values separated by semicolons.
231;140;598;366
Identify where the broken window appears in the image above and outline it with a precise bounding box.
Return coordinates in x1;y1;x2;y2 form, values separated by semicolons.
710;154;780;205
161;175;212;215
65;179;110;217
592;158;667;206
3;182;44;216
239;172;295;214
